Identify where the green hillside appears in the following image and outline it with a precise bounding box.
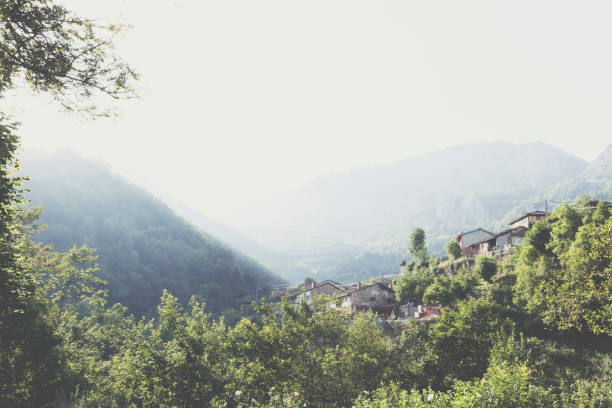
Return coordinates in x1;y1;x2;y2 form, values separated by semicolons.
210;142;610;284
21;151;282;316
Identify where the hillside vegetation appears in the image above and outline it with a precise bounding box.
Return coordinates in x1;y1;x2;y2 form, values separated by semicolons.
4;176;610;407
196;142;611;283
21;151;282;316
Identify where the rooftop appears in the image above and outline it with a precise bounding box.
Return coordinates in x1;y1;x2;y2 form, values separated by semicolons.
509;211;546;225
336;282;395;298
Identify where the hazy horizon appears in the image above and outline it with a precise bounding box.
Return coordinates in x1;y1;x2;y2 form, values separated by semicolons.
6;0;612;229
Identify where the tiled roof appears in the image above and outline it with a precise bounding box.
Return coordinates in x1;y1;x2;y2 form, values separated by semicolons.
287;280;346;298
509;211;546;225
457;227;495;239
287;285;305;297
494;226;528;238
471;235;497;246
336;282;395;298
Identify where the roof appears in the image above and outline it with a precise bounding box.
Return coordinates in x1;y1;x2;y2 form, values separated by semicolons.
287;280;347;298
495;226;528;238
457;227;495;239
470;226;529;246
336;282;395;298
287;286;304;297
509;211;546;225
471;235;497;246
353;304;395;312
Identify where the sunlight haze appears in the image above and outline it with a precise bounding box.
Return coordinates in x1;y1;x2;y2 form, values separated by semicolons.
6;0;612;228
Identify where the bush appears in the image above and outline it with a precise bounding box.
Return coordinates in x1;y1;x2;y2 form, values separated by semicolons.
474;255;497;282
445;240;462;260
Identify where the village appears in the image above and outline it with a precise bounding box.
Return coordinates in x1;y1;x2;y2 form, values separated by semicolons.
272;209;551;326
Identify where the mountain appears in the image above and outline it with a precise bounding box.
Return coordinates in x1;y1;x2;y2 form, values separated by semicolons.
211;141;608;282
582;144;612;180
20;151;283;316
153;195;309;282
236;142;586;249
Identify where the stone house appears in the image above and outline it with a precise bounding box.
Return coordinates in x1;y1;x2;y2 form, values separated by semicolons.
509;211;547;229
495;226;527;250
336;282;395;316
456;228;495;256
289;280;348;305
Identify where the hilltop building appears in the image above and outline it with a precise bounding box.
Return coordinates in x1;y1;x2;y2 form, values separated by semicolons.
457;210;547;259
456;228;495;256
336;281;395;316
509;211;547;229
286;280;349;305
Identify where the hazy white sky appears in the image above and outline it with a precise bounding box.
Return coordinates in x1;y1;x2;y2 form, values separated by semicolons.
4;0;612;226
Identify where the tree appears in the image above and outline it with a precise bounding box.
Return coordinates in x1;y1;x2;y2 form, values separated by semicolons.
538;218;612;335
394;269;436;305
592;200;610;225
304;276;315;288
423;273;480;307
409;227;428;266
0;0;138;116
473;255;497;282
0;0;137;404
424;298;508;387
547;204;581;259
523;220;551;255
445;240;462;260
519;245;539;265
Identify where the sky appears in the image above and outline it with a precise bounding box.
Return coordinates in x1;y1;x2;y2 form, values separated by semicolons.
4;0;612;228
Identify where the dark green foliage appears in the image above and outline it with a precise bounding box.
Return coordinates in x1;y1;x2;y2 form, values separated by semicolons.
538;217;612;335
423;298;509;387
355;359;610;408
23;152;282;316
523;220;551;255
445;240;462;260
73;296;419;408
519;245;539;265
1;4;611;400
0;122;67;407
409;227;428;266
490;332;611;393
592;200;610;225
422;273;480;306
547;204;582;258
0;0;137;115
393;268;436;305
0;115;27;318
0;0;139;404
473;255;497;282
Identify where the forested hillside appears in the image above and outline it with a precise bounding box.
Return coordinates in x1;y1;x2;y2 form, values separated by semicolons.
235;141;587;250
21;151;282;316
189;142;610;283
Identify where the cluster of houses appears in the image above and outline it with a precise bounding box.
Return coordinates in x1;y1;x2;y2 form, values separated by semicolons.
274;278;441;322
272;203;612;328
282;279;396;315
274;210;552;324
455;210;547;258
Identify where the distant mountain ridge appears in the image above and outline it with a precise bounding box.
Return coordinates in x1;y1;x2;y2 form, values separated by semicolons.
211;141;608;282
21;142;610;289
20;151;283;316
236;141;587;249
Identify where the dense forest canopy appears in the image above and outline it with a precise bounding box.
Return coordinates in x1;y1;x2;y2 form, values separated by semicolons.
176;142;612;284
1;1;611;407
21;151;282;316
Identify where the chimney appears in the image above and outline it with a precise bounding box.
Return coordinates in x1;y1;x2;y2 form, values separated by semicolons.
388;281;393;289
311;281;316;289
357;282;361;289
